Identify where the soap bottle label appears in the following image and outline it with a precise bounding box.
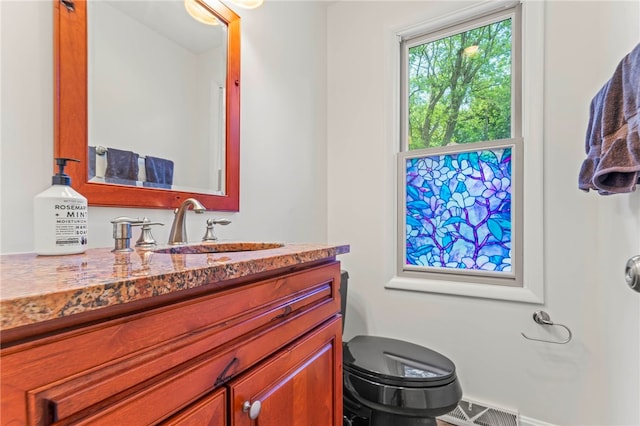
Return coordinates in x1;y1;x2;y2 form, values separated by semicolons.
54;198;88;247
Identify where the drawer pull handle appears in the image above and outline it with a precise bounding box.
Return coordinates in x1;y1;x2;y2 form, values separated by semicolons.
274;305;293;320
242;400;262;419
214;357;238;387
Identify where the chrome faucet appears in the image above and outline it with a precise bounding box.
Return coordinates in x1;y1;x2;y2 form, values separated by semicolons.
168;198;206;245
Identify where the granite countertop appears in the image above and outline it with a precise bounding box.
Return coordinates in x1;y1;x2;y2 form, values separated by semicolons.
0;242;350;331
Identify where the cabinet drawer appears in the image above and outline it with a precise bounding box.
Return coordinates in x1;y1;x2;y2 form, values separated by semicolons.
7;262;341;425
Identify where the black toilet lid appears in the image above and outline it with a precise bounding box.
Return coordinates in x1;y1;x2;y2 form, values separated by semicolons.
343;336;457;387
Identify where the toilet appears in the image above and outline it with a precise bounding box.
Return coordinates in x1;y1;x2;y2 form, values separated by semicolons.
340;271;462;426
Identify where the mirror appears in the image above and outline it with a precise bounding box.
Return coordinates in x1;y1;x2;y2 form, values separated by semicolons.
54;0;240;210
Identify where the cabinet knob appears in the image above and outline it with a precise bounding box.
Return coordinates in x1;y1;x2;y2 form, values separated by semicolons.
242;400;262;419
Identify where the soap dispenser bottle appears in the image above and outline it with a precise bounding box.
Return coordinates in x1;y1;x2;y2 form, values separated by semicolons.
34;158;88;255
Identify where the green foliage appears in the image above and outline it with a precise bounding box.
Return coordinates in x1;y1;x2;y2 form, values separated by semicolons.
408;18;512;150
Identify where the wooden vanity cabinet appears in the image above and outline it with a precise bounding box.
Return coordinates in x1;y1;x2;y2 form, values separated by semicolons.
0;261;343;426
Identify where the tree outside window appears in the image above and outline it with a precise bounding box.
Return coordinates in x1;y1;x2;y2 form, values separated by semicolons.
407;18;512;150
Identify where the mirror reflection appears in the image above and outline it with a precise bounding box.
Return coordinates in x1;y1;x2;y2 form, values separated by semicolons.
87;0;227;195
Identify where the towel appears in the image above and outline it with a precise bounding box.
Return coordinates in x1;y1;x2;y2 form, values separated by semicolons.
143;156;174;189
88;146;96;180
105;148;139;184
579;43;640;195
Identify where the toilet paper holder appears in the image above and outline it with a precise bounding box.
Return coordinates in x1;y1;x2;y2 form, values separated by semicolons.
521;310;572;344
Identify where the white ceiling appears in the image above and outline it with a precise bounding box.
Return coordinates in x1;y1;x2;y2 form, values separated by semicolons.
104;0;226;54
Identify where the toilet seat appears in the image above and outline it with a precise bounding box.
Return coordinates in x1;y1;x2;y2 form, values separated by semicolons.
343;335;462;422
343;335;457;387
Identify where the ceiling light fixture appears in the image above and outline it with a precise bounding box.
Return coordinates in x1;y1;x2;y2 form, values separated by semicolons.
185;0;221;25
462;45;480;57
226;0;264;10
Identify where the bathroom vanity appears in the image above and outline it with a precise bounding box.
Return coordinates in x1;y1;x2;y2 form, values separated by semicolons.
0;243;348;425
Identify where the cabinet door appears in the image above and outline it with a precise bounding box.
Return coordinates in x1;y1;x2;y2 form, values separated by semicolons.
230;317;342;426
161;387;226;426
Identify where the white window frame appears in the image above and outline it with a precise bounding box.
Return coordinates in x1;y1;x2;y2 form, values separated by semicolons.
386;0;545;304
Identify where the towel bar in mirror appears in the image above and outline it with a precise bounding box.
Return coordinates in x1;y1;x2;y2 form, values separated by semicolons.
54;0;240;210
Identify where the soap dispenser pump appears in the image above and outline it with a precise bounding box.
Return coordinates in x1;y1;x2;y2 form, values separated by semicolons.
34;158;88;255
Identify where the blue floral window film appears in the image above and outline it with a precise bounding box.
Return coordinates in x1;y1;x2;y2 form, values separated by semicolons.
405;148;512;273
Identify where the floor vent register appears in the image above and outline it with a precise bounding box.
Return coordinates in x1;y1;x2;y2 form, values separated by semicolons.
439;398;519;426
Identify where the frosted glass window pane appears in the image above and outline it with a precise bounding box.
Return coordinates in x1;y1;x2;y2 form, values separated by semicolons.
405;148;512;272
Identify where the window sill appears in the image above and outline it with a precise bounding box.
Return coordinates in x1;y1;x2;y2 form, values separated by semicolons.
386;276;544;304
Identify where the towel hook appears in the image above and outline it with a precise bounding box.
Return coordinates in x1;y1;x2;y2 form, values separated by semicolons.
521;310;572;344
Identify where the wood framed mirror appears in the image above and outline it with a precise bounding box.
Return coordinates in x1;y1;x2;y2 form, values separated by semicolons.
54;0;240;210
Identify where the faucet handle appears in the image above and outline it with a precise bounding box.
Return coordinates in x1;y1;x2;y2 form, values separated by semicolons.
133;217;164;249
111;216;145;225
202;218;232;242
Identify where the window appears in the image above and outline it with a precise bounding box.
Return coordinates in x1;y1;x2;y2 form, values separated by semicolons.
393;2;540;295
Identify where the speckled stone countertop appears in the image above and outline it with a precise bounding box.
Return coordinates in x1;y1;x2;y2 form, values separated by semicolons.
0;242;350;331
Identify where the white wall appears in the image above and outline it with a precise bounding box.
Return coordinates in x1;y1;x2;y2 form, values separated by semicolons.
0;0;328;253
328;1;639;425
